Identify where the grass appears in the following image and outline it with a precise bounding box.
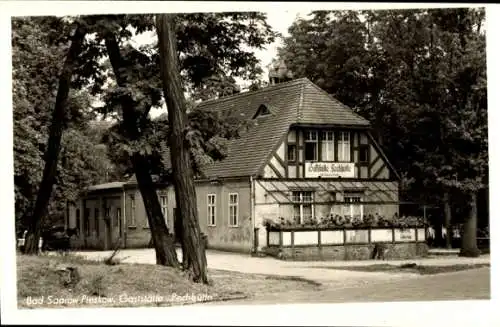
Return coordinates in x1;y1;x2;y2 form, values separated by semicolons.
16;253;318;309
319;263;490;275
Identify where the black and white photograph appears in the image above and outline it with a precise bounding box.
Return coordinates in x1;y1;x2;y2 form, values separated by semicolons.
0;1;496;326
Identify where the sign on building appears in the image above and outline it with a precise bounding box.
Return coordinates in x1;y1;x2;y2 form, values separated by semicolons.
305;162;356;178
394;229;416;242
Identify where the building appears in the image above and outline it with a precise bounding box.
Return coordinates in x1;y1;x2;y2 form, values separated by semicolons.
66;77;400;253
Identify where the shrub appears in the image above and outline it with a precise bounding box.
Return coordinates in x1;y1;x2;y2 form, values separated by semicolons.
264;213;427;230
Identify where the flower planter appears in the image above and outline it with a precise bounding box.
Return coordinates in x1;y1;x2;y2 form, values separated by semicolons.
264;223;428;261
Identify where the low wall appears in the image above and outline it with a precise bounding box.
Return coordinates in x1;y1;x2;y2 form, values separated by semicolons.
265;226;428;261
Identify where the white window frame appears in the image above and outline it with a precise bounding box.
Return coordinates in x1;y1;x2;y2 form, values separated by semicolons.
321;131;335;161
228;193;239;227
338;131;351;162
287;143;297;162
207;194;216;226
304;130;318;161
329;192;337;215
160;195;168;221
343;193;364;218
292;191;314;224
129;195;136;227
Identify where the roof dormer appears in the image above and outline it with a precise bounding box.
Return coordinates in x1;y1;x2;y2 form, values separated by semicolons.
252;104;272;119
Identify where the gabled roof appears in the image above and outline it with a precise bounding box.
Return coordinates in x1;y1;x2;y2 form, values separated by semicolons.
189;78;370;179
122;78;371;182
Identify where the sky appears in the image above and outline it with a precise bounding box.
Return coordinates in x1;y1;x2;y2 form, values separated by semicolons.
131;10;308;81
250;10;307;78
130;10;309;117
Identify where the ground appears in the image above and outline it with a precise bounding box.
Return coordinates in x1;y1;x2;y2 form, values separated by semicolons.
74;248;490;304
17;253;320;308
207;266;490;305
17;249;490;308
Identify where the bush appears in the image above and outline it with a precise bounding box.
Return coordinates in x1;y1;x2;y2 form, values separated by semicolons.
264;214;427;230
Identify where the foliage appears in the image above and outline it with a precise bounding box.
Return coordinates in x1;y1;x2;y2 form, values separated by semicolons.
79;13;278;112
279;8;487;208
13;12;277;230
101;106;249;180
264;214;428;230
12;17;117;230
85;13;277;176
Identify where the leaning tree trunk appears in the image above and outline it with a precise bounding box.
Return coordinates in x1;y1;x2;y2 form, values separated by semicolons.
103;32;179;267
174;207;190;269
460;191;480;257
156;14;208;283
23;24;87;254
443;191;452;249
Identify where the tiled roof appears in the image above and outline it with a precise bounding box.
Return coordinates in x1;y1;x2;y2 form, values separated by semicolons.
150;78;371;180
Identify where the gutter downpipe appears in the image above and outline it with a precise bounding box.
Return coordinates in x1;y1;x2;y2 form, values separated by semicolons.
250;175;256;253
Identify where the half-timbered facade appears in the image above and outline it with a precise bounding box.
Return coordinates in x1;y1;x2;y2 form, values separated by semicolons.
68;78;401;253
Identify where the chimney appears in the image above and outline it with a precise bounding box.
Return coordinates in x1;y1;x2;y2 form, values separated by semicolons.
268;58;293;85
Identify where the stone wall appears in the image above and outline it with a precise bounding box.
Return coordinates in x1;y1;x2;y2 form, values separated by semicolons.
265;243;429;261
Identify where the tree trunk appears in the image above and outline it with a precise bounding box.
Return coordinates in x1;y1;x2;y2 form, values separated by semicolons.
443;191;452;249
156;14;208;283
174;208;190;269
103;32;179;267
23;24;87;254
460;191;480;257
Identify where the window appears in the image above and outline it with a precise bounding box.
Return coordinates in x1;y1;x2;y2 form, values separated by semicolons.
116;208;122;234
207;194;216;226
292;191;314;224
304;131;318;161
287;144;297;162
337;132;351;162
343;193;364;218
229;193;239;227
320;131;335;161
129;195;136;227
94;208;100;237
75;209;81;235
253;104;271;119
84;208;90;237
359;145;369;164
329;192;337;214
160;195;168;221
